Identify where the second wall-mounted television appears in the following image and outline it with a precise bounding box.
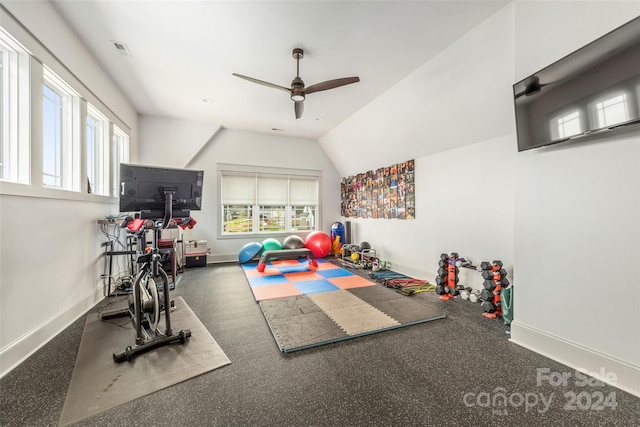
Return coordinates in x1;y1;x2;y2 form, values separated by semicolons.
513;16;640;152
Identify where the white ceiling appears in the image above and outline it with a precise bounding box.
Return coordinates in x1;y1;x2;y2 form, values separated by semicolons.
50;0;509;140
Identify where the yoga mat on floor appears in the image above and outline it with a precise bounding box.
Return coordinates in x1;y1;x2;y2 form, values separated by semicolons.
58;297;230;426
258;286;446;352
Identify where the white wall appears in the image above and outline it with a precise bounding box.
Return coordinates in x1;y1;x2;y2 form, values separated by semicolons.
321;4;517;285
319;1;640;397
510;1;640;397
138;120;342;261
137;115;222;167
0;2;137;376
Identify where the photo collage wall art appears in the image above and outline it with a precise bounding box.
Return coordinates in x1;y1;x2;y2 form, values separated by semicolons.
340;159;415;219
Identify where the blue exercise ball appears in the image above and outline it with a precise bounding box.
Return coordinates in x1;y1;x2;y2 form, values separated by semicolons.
238;242;262;263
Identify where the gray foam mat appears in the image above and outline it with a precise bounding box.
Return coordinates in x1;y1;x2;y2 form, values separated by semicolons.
259;286;445;352
58;297;230;426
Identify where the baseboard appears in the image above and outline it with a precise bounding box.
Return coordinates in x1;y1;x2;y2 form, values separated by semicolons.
207;253;237;264
510;320;640;398
0;288;103;379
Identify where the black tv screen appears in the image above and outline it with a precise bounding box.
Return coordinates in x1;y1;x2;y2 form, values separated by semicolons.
119;163;204;216
514;16;640;152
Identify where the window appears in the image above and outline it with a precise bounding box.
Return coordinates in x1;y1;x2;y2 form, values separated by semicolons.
220;169;320;235
595;93;629;128
1;17;131;197
86;103;110;195
42;83;63;187
552;110;582;140
112;125;130;197
42;66;80;191
0;27;30;184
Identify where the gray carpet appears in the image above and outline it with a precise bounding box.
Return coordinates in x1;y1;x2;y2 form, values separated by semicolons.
58;296;230;426
260;286;445;352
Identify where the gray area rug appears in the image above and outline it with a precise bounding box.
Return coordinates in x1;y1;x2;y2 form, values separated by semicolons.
58;296;230;426
259;286;445;352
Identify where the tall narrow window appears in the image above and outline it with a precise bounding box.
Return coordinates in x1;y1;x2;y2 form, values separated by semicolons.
42;66;79;191
0;48;4;179
42;83;63;187
86;103;110;195
0;28;30;184
112;125;130;197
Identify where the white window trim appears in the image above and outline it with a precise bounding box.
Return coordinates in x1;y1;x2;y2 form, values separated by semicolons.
42;65;80;191
217;163;322;240
0;9;133;201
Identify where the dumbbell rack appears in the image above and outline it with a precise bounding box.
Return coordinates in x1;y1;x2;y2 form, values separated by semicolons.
479;260;510;318
435;252;461;300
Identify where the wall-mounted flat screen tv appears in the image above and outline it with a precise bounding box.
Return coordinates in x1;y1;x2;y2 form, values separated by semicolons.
119;163;204;217
513;16;640;152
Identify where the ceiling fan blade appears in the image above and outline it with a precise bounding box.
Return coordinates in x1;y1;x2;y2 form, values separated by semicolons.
305;77;360;95
294;100;304;119
232;73;291;93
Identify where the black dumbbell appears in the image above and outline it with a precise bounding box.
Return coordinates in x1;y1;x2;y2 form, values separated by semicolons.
435;276;447;286
480;289;494;302
435;285;446;295
483;279;497;291
480;260;504;271
481;300;497;313
481;269;507;280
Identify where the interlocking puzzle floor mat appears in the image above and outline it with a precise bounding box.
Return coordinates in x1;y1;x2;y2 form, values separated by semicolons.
242;259;445;352
242;258;374;301
58;297;230;426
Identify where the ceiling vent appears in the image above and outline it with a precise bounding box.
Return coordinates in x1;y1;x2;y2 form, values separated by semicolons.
110;40;132;57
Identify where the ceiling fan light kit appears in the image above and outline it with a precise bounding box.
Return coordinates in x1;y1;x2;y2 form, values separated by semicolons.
233;48;360;119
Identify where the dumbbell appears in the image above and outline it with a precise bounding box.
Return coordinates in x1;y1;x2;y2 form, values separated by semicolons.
481;300;498;313
480;260;503;270
436;276;447;286
480;288;494;302
483;279;497;291
459;287;473;300
481;269;507;281
469;290;481;303
435;285;446;295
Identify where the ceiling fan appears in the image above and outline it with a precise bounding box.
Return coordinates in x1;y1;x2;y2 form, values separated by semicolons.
515;74;584;99
514;75;547;98
233;48;360;119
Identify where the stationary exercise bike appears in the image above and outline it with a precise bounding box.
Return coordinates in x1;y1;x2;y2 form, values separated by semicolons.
101;189;192;363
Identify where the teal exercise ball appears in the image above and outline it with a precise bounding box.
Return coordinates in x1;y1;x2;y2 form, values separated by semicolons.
261;238;282;254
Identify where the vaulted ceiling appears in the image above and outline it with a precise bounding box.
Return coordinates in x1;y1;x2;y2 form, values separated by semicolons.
51;0;509;139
